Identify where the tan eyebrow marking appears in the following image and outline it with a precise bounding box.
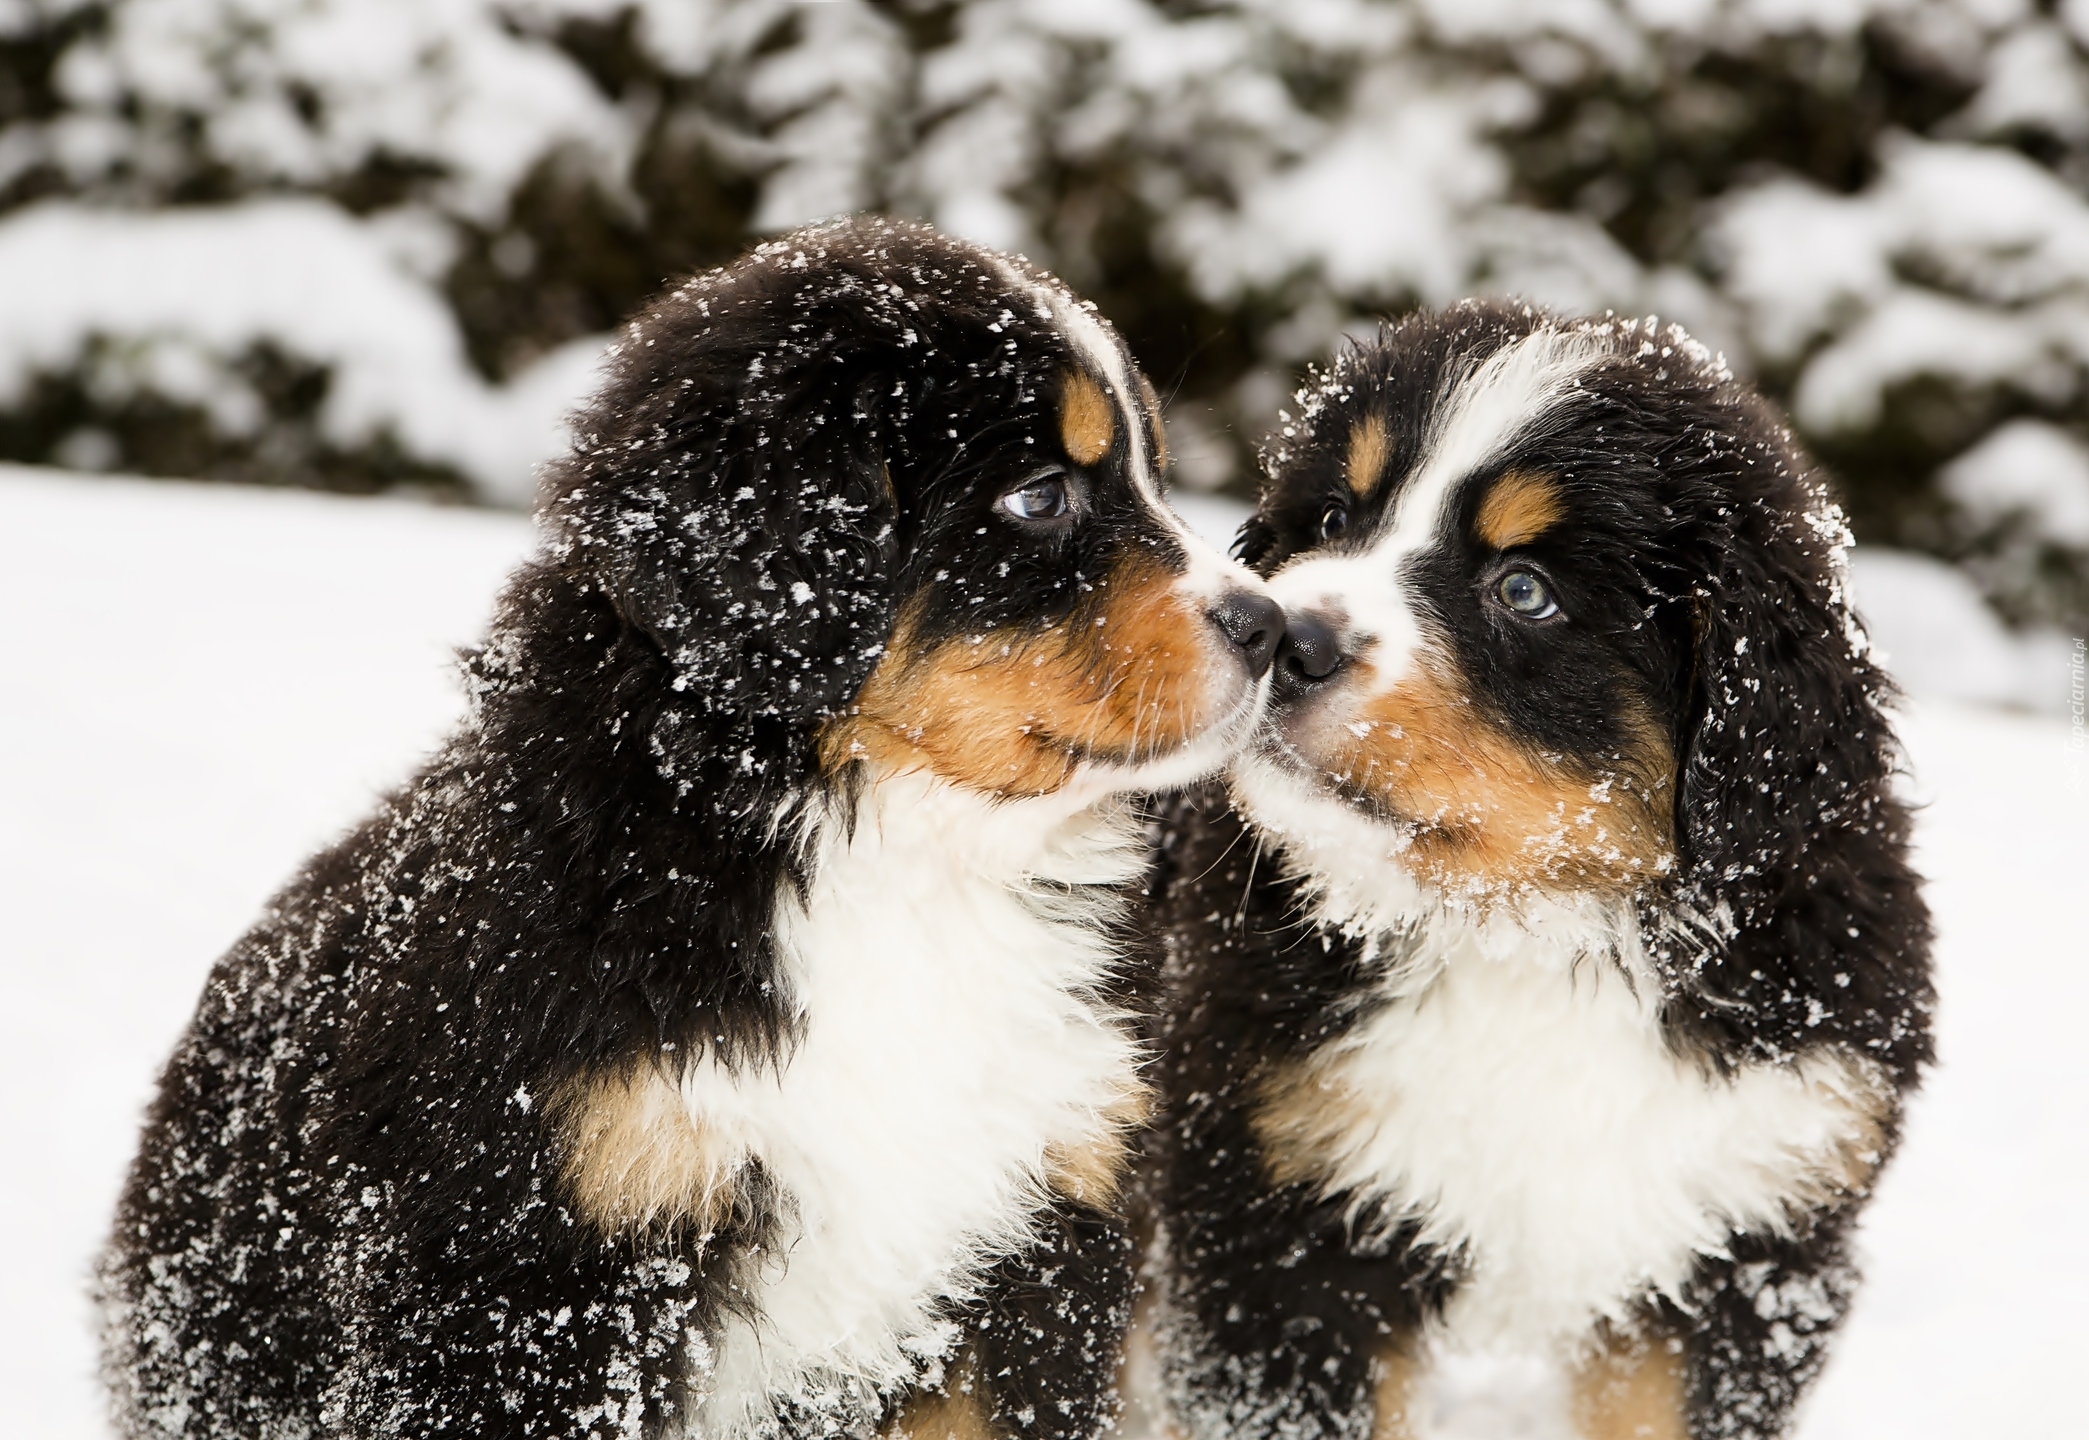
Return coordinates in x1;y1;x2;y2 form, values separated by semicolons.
1059;370;1116;467
1347;414;1389;497
1136;372;1169;471
1475;469;1566;549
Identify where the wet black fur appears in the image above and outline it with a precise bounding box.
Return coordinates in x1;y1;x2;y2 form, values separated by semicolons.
99;218;1177;1440
1146;303;1934;1440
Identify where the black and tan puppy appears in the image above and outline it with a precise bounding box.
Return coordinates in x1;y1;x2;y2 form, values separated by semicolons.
1145;303;1932;1440
98;219;1284;1440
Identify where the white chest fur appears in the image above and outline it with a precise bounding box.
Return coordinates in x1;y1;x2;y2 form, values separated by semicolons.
681;774;1148;1438
1287;909;1881;1354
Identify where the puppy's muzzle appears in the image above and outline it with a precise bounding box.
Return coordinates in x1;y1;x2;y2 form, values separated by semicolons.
1272;611;1343;700
1208;590;1284;680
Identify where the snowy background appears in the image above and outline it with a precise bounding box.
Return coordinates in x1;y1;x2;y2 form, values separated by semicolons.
1;0;2086;1433
2;469;2082;1438
0;0;2087;652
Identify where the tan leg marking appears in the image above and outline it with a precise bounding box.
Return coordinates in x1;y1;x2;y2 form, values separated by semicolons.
553;1062;742;1238
1041;1082;1155;1209
1348;414;1390;498
1474;469;1565;550
883;1354;997;1440
1571;1328;1689;1440
1251;1050;1370;1192
1372;1343;1424;1440
1792;1057;1893;1207
1118;1273;1189;1440
1061;369;1117;467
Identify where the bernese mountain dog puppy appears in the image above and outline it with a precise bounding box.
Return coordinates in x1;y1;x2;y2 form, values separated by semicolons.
98;218;1284;1440
1144;303;1933;1440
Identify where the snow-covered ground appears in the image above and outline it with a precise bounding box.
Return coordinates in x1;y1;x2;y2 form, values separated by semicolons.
2;466;2081;1436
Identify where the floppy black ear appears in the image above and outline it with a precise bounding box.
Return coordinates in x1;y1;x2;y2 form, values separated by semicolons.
1657;437;1932;1081
545;272;915;824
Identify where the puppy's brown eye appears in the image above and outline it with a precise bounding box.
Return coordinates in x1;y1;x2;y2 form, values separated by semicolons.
1000;473;1070;522
1319;504;1348;540
1497;569;1560;619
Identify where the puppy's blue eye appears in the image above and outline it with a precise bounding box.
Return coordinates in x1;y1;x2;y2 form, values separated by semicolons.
1000;474;1070;522
1319;504;1348;540
1497;570;1559;619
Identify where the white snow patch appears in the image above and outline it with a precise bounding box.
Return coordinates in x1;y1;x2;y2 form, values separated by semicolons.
1712;136;2089;440
1848;546;2076;712
0;466;530;1440
1936;417;2089;546
41;0;631;222
1166;491;1253;555
1792;286;2069;434
0;201;609;505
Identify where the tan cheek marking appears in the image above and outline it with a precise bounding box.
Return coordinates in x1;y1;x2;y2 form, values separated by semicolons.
1570;1327;1690;1440
1347;414;1390;497
554;1063;742;1238
1041;1081;1155;1210
1475;469;1566;549
1315;653;1675;894
1137;372;1169;472
824;557;1219;797
882;1353;996;1440
1060;370;1116;467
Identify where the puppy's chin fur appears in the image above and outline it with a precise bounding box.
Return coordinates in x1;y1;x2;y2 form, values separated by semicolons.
1226;747;1446;929
1071;676;1273;804
1223;744;1622;930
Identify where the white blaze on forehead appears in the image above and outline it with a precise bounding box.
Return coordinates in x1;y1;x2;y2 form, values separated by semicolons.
1383;325;1606;567
1267;325;1607;687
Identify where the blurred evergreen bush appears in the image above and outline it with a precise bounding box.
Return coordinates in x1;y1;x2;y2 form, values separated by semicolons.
0;0;2083;628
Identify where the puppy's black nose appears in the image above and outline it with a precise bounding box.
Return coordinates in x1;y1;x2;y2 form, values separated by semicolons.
1209;590;1284;679
1274;612;1342;698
